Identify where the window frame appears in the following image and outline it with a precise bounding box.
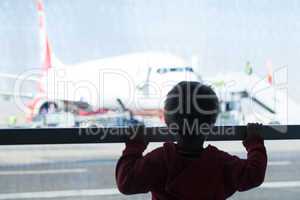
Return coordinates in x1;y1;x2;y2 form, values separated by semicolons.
0;125;298;145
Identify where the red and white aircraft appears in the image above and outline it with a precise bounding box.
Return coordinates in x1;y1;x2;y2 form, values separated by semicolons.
25;0;200;120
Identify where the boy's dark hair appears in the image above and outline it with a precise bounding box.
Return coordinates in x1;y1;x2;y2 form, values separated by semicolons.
164;81;219;140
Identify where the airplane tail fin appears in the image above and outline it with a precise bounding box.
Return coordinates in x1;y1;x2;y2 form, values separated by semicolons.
36;0;62;71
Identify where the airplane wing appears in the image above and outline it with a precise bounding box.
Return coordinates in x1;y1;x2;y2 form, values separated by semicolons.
0;91;34;99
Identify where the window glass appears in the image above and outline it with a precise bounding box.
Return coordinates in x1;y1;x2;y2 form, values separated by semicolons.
1;0;299;128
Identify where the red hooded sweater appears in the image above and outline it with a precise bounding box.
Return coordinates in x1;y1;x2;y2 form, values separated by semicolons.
116;138;267;200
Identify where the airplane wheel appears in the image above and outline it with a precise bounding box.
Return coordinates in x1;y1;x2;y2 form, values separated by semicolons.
39;102;59;115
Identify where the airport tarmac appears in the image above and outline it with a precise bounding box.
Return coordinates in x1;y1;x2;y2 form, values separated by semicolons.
0;142;299;200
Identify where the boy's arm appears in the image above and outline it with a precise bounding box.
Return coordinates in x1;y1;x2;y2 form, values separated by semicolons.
115;127;165;195
222;123;268;198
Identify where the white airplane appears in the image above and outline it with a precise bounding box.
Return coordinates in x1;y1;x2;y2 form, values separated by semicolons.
24;0;200;120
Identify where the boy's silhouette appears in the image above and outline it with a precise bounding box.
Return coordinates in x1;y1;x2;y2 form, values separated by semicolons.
116;81;267;200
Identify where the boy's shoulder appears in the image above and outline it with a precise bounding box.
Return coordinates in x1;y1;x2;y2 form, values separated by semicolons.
146;143;239;170
205;144;234;156
148;142;233;160
160;142;222;153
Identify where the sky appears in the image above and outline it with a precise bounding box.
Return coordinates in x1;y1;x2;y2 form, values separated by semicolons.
0;0;300;99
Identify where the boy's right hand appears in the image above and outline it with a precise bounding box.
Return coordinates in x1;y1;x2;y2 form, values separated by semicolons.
125;124;149;147
243;123;264;147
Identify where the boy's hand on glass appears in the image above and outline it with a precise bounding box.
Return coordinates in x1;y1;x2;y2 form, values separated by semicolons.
125;125;149;146
243;123;263;147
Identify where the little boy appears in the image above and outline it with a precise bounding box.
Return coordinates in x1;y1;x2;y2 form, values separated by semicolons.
116;81;267;200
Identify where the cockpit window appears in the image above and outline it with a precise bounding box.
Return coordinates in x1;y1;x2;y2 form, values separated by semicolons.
157;67;194;74
185;67;193;72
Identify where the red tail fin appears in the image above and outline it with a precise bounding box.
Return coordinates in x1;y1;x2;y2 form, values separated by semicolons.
36;0;52;71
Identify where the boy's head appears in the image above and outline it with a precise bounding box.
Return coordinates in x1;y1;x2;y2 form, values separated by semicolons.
164;81;219;142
